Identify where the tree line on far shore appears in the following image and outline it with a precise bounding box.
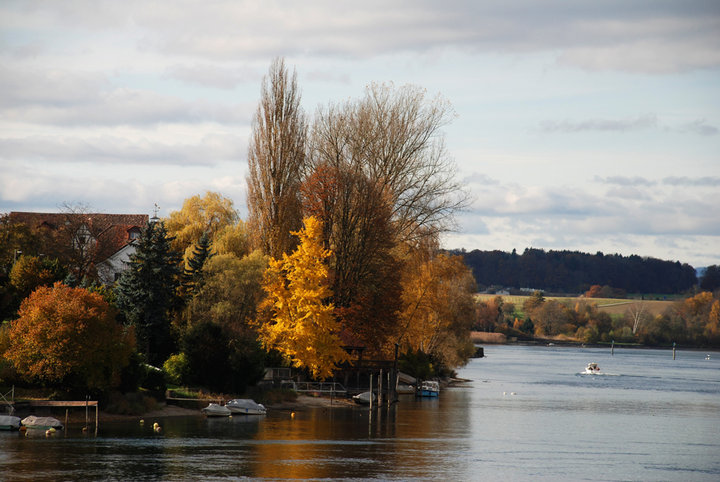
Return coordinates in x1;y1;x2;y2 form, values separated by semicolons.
455;248;699;295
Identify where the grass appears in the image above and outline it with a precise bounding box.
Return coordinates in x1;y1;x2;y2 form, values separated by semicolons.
475;293;676;318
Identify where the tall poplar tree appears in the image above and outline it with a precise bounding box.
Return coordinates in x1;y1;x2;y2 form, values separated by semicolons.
246;57;307;258
116;220;181;366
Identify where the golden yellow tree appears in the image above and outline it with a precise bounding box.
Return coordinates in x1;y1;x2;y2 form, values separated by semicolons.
398;253;476;369
258;216;347;379
165;191;243;264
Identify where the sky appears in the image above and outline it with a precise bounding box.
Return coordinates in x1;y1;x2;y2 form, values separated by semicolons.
1;1;719;268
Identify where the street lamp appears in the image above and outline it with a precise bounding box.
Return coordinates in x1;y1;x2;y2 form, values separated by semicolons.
13;250;22;263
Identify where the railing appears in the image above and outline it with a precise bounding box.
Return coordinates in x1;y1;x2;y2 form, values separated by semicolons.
283;381;347;395
1;386;14;414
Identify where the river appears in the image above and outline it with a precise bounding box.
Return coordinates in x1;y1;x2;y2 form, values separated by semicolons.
2;345;719;481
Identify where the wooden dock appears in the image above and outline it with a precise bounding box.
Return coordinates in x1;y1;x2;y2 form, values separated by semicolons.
8;399;99;435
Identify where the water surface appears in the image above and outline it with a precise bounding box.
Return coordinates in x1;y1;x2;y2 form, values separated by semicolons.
2;345;718;480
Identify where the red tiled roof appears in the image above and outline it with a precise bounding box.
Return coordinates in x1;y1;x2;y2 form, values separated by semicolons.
9;211;148;259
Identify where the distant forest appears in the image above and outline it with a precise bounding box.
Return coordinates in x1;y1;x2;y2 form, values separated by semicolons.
453;248;698;295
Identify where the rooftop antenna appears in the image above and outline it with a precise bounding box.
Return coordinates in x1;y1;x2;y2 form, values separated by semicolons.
150;203;160;224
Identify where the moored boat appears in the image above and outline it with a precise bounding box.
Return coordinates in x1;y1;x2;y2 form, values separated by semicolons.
225;399;266;415
416;380;440;397
352;391;376;405
0;415;22;430
21;415;63;430
201;403;231;417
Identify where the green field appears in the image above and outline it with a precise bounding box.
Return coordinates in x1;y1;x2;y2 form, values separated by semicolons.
475;294;675;317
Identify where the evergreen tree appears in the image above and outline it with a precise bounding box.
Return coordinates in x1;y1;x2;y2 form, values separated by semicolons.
182;231;214;297
116;221;181;366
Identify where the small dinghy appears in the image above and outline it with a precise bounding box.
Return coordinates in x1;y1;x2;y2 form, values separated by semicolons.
201;403;231;417
225;399;266;415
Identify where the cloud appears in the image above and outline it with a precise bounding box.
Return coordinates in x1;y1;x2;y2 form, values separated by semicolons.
594;176;656;187
540;115;658;133
4;1;718;73
164;64;261;89
678;119;719;136
0;133;246;166
662;176;720;187
0;67;252;126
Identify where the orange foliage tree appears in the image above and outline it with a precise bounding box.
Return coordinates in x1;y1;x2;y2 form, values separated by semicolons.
5;282;135;392
398;253;476;369
258;217;347;379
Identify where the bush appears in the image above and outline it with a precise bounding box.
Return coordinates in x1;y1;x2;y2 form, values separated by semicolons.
163;353;190;386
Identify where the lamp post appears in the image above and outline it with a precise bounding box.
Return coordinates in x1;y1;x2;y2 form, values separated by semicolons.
13;249;22;263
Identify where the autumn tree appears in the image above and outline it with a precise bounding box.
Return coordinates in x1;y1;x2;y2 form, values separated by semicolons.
398;253;476;372
258;217;347;379
115;221;181;366
0;213;43;274
247;58;307;258
183;251;267;335
5;282;135;392
165;192;240;262
9;255;66;297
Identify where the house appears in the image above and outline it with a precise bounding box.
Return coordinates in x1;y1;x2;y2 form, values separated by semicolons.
8;211;149;284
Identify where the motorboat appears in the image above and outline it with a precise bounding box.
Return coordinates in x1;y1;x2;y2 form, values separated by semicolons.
583;362;601;374
21;415;63;430
416;380;440;397
201;403;231;417
225;399;266;415
352;391;376;405
0;415;21;430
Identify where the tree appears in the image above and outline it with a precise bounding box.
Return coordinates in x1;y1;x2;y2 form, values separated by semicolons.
700;265;720;292
309;82;469;246
116;221;181;366
0;213;43;274
4;282;135;392
397;253;476;371
247;57;307;258
258;217;347;379
183;251;267;335
181;231;214;298
165;192;240;262
9;255;66;300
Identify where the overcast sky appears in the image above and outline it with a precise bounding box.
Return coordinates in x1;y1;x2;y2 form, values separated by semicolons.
1;1;719;267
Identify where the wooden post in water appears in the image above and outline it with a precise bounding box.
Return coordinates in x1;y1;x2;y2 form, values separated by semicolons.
378;369;383;405
611;340;614;356
673;342;676;360
85;396;89;430
369;373;373;410
95;404;99;436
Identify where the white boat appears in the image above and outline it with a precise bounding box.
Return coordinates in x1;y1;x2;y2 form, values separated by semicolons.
352;391;376;405
225;399;266;415
21;415;63;430
416;380;440;397
201;403;231;417
583;362;601;374
0;415;22;430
